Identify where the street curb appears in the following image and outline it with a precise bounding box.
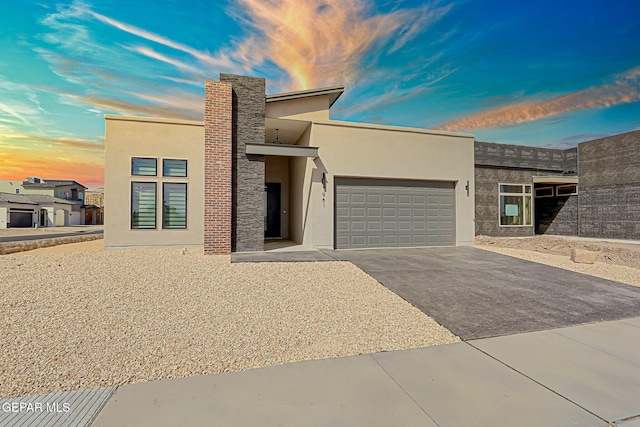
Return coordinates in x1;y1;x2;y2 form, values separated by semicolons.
0;234;103;255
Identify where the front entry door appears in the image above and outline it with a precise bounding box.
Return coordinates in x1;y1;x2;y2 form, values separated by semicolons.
265;183;281;238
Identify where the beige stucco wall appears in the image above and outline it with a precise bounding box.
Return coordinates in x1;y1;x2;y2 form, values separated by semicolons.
0;181;24;194
296;120;475;249
266;96;330;121
104;115;205;249
265;156;290;239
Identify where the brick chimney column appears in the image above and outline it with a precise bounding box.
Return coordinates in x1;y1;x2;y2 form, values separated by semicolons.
204;80;232;254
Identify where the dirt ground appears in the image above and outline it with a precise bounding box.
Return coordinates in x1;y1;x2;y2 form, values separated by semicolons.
475;235;640;270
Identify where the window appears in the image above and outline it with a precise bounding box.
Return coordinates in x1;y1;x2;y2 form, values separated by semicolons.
131;182;156;229
499;183;532;226
556;184;578;196
163;159;187;177
163;183;187;229
535;186;554;198
132;158;157;176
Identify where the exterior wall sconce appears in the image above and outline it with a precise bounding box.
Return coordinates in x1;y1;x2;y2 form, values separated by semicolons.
272;128;283;144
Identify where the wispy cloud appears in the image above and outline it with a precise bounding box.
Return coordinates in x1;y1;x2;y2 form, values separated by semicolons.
230;0;451;89
436;67;640;131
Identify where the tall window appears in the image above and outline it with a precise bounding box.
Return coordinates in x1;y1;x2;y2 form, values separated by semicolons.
131;182;156;229
163;183;187;229
499;184;532;226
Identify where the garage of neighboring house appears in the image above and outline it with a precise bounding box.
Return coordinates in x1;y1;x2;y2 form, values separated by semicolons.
9;209;35;228
335;178;456;249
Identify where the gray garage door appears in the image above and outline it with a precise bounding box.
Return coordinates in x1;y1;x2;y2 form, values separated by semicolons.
335;178;455;249
9;210;34;228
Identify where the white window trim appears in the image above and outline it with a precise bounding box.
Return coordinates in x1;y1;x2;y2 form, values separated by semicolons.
498;183;533;227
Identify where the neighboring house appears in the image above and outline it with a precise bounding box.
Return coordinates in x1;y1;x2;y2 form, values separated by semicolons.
104;73;476;252
0;192;75;228
474;130;640;240
20;177;88;226
0;180;24;194
84;188;104;225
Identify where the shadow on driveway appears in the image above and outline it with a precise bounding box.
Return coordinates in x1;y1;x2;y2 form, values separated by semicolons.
324;247;640;340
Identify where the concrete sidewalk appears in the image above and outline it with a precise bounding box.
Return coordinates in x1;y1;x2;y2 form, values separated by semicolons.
4;317;639;426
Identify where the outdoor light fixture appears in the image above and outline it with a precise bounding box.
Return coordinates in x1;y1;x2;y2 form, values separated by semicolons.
272;128;283;144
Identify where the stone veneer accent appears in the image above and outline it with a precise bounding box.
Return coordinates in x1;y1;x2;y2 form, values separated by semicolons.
204;80;232;254
220;74;266;252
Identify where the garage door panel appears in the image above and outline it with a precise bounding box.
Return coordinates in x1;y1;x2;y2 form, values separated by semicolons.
335;178;455;249
382;208;396;218
351;207;365;217
397;195;412;205
367;221;382;231
367;236;382;245
367;194;382;204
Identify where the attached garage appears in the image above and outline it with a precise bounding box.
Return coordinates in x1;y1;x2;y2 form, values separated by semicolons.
9;209;34;228
335;178;455;249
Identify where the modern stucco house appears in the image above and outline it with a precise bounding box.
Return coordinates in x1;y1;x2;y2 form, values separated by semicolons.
474;130;640;240
0;177;95;228
104;74;476;253
0;192;75;228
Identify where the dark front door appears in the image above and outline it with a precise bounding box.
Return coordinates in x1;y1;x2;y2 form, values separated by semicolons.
265;183;281;238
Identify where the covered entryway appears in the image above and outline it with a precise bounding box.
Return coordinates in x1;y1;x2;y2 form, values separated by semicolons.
335;178;455;249
9;209;34;228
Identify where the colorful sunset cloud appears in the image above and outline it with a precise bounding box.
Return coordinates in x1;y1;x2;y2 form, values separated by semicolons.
0;0;638;187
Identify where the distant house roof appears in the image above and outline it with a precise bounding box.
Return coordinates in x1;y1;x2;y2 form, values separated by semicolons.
0;192;38;205
24;194;75;205
22;179;88;189
0;192;74;205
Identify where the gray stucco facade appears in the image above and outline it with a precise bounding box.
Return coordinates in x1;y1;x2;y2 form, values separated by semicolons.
475;130;640;240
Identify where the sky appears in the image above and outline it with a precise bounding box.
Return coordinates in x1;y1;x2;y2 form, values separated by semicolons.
0;0;639;188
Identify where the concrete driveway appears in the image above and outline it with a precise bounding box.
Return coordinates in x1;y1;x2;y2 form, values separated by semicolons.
326;247;640;340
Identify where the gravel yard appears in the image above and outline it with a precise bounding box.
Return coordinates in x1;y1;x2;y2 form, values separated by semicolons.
476;235;640;287
0;244;458;398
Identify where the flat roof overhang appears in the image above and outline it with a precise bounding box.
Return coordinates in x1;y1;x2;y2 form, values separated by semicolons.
246;143;319;158
532;176;579;184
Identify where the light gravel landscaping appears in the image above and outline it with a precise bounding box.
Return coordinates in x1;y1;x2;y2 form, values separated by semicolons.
0;244;459;398
476;235;640;288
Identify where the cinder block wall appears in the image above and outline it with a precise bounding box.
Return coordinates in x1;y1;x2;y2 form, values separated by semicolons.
204;81;232;254
475;142;564;237
578;131;640;239
220;74;266;252
535;195;578;235
474;167;536;237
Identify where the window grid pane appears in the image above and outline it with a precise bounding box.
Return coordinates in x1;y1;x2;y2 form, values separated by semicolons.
132;158;157;176
163;159;187;177
163;183;187;229
131;182;156;229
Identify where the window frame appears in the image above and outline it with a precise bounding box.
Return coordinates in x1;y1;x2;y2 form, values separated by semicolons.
556;184;578;196
162;182;188;229
535;186;555;198
498;183;533;227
